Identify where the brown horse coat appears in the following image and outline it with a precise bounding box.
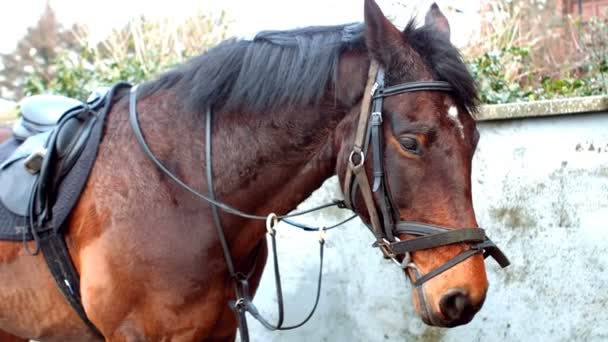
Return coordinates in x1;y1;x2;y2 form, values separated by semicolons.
0;1;496;340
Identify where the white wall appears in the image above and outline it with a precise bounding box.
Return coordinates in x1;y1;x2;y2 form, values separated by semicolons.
248;111;608;341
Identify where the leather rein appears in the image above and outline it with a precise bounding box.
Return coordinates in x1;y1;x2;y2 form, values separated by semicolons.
342;61;510;287
128;59;509;341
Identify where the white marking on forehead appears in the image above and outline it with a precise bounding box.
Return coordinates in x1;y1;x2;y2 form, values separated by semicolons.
448;106;459;118
446;105;465;139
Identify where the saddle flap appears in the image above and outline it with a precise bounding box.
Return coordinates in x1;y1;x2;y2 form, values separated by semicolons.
0;131;52;216
0;131;51;170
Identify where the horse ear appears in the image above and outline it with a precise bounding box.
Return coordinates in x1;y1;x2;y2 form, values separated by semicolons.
364;0;409;68
424;3;450;40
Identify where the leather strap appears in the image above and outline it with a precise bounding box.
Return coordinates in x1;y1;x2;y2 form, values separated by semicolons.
375;81;453;98
395;221;451;235
343;61;391;253
394;222;510;286
39;234;104;336
411;248;481;287
368;68;397;242
391;228;486;254
343;60;379;210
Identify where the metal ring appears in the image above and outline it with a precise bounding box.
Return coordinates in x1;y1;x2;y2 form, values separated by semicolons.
377;238;396;260
266;213;278;236
400;252;412;269
318;226;327;243
404;262;422;286
234;298;245;309
348;150;365;169
370;82;379;96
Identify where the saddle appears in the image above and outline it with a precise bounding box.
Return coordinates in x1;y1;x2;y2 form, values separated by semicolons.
0;83;131;337
0;88;108;220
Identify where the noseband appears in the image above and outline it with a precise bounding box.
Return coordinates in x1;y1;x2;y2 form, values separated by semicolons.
343;61;510;287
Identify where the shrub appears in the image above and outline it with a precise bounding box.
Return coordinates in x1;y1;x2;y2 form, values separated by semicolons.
464;2;607;104
24;11;229;101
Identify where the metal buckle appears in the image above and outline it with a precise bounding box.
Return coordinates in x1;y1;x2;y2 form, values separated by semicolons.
371;111;382;124
24;148;47;175
377;238;396;261
234;298;246;310
370;82;379;96
381;238;411;268
266;213;278;236
400;252;419;271
318;226;326;243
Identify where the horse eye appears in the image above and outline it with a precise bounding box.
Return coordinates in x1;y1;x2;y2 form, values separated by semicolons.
399;136;421;154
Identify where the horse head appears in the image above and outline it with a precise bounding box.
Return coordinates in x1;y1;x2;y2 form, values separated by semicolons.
334;1;494;327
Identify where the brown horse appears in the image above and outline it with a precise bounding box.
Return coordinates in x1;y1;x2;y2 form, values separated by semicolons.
0;1;503;341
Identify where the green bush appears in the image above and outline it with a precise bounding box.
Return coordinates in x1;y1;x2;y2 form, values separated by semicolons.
464;3;607;104
468;46;606;104
24;46;180;100
23;12;229;101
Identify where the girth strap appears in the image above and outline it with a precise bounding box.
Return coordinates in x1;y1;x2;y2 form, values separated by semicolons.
39;234;103;336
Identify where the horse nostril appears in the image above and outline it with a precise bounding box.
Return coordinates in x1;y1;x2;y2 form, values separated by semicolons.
439;289;472;323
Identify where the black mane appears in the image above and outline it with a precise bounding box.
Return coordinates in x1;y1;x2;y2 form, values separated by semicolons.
141;20;477;114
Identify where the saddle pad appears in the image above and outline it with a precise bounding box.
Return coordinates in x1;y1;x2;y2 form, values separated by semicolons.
0;87;126;241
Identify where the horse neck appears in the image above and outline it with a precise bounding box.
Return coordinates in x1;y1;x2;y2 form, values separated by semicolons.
133;52;370;262
207;52;371;258
209;107;344;249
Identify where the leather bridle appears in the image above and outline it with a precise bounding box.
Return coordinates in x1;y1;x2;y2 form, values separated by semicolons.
343;61;510;287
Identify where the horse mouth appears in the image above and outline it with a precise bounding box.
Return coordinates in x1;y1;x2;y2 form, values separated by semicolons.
415;286;481;328
422;310;476;328
416;290;481;328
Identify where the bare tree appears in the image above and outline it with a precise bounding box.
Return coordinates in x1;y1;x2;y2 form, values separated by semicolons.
0;1;80;100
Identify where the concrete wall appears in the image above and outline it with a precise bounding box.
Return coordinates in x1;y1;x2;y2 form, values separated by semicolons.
248;100;608;341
